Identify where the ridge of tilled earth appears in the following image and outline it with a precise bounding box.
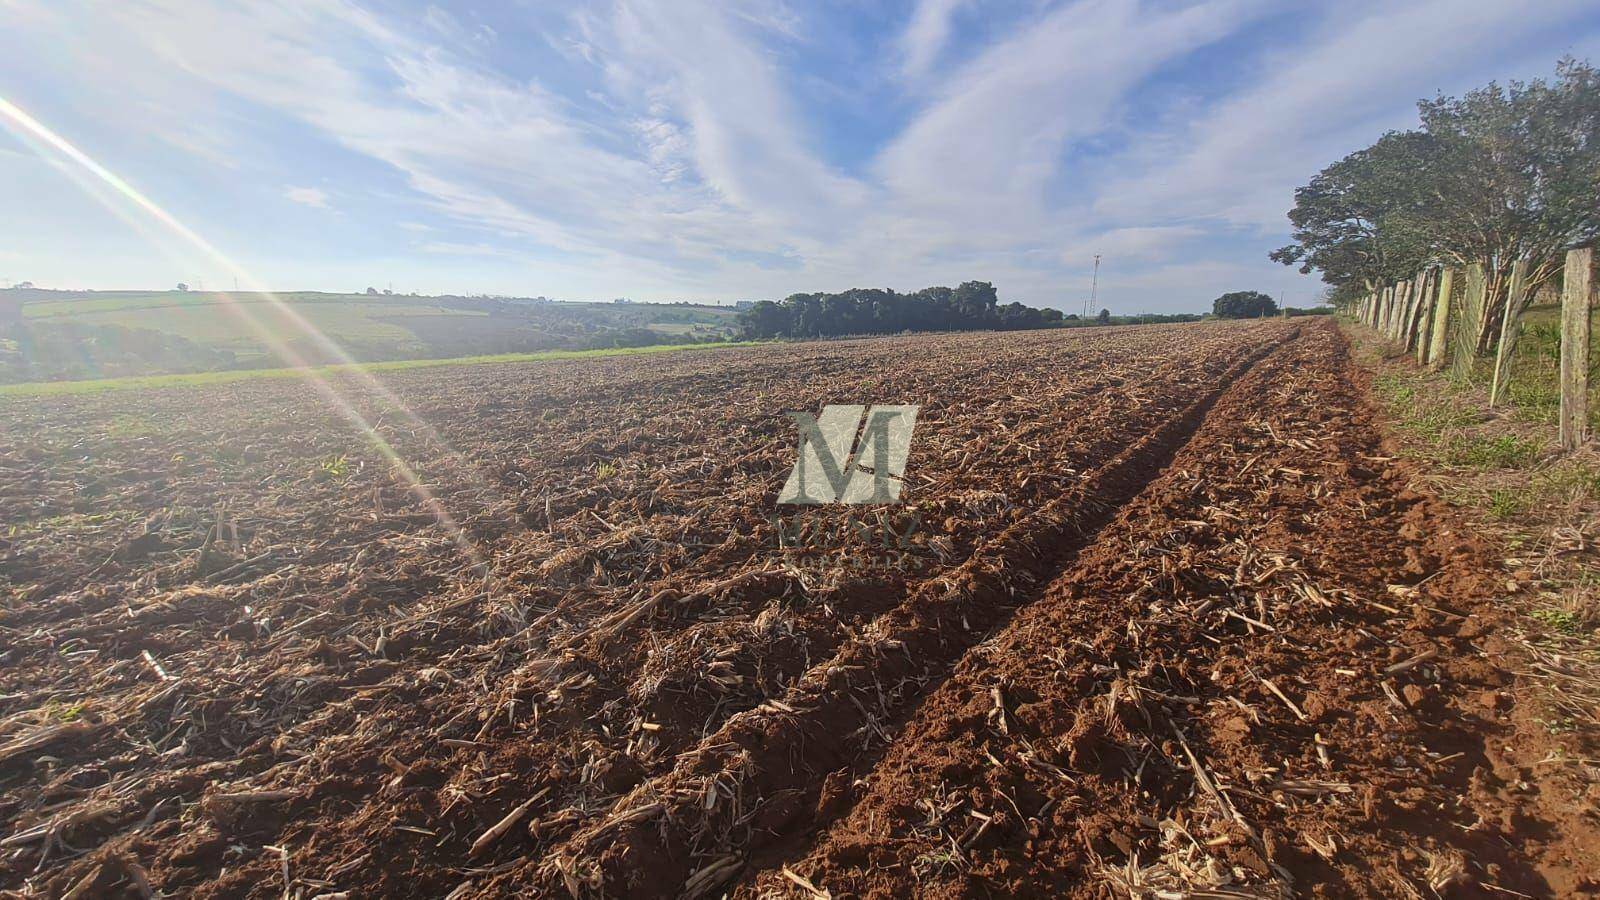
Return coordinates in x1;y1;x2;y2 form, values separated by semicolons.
730;320;1586;898
12;322;1586;898
1;325;1289;897
487;330;1297;897
180;328;1288;899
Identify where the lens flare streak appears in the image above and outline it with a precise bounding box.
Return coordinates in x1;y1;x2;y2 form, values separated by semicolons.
0;94;499;573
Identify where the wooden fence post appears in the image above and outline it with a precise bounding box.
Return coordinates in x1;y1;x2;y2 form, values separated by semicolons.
1414;269;1435;364
1560;247;1594;450
1451;263;1487;380
1408;269;1433;350
1391;280;1407;342
1426;267;1455;370
1408;268;1433;355
1469;264;1491;351
1489;259;1530;408
1392;280;1412;342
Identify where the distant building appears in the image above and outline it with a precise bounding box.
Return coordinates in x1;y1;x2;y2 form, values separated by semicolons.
734;300;756;310
613;297;633;304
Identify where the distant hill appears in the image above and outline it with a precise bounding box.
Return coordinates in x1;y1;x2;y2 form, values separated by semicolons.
0;289;740;383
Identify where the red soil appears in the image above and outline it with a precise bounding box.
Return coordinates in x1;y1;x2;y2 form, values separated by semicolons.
1;321;1593;898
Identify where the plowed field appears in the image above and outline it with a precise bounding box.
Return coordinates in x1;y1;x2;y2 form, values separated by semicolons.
1;320;1593;898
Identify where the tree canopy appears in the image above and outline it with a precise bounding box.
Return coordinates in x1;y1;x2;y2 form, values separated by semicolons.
736;281;1064;339
1212;291;1278;319
1268;131;1436;297
1273;58;1600;325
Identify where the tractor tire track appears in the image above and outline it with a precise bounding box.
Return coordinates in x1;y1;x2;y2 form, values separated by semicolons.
505;328;1300;897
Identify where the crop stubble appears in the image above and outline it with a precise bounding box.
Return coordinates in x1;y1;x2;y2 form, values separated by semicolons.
0;321;1587;897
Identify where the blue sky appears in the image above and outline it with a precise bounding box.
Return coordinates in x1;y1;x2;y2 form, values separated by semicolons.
2;0;1598;313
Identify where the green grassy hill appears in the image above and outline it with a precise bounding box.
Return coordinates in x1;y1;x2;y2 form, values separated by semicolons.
0;289;740;383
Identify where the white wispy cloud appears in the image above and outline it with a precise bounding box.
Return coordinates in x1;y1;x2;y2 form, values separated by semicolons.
285;186;330;208
897;0;972;82
877;0;1266;236
604;0;870;232
2;0;1596;309
1096;0;1600;228
1060;225;1207;265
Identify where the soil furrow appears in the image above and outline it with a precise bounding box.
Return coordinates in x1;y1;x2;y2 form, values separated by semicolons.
734;320;1580;898
501;328;1297;897
3;323;1291;898
175;327;1283;898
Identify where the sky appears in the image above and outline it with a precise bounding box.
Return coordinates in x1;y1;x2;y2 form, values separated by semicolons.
2;1;1598;313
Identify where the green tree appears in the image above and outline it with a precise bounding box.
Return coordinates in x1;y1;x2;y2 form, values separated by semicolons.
951;281;999;327
737;300;792;339
735;281;1059;338
1273;58;1600;345
1096;308;1111;325
1408;58;1600;345
1212;291;1278;319
1270;130;1437;295
790;294;824;337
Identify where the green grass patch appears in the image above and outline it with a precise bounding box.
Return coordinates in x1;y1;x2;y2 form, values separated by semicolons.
1485;488;1529;520
1535;463;1600;501
1372;371;1481;446
1394;398;1478;445
1532;607;1583;636
314;454;351;482
0;341;760;398
1444;433;1542;470
41;699;85;722
1506;379;1560;424
1372;373;1416;408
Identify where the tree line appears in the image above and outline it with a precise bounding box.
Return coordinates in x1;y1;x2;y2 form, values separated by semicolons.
1272;58;1599;351
736;281;1066;339
734;281;1323;341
